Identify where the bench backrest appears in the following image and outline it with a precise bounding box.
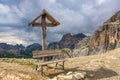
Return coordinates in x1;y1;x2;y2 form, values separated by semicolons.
32;50;64;58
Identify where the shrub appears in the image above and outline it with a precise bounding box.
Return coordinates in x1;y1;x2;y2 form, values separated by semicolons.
61;48;73;58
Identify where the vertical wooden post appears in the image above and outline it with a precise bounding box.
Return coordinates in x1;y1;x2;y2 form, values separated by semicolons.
41;14;47;61
41;14;46;50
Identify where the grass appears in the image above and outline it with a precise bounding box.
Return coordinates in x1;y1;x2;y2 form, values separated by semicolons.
0;58;36;69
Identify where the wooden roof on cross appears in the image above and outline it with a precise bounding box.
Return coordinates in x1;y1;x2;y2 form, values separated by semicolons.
29;9;60;27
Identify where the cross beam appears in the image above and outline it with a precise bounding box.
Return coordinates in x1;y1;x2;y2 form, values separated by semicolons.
29;9;60;61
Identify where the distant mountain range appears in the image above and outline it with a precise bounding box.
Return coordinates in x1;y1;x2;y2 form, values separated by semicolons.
0;43;42;58
0;33;86;58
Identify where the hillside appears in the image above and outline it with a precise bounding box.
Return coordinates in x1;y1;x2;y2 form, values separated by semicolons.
74;10;120;56
0;48;120;80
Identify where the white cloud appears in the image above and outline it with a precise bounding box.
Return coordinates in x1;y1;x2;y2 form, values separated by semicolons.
0;4;10;14
97;0;107;5
0;26;42;46
0;32;26;45
0;3;22;24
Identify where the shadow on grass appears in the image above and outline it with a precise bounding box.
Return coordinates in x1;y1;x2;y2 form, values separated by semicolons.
46;67;118;80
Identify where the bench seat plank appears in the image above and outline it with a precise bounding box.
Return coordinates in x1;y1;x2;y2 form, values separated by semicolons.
35;59;66;66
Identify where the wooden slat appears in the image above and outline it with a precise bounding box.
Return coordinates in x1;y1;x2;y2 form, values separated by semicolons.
29;23;42;26
33;53;63;58
29;22;59;27
33;50;62;54
46;23;60;27
36;59;66;66
32;50;63;58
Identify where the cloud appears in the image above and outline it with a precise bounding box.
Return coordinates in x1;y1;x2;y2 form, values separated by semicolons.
0;26;42;46
0;3;22;24
0;4;10;14
0;34;26;45
37;0;120;34
0;27;26;45
0;0;120;45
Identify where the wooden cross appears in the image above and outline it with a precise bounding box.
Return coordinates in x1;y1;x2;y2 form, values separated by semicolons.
29;9;60;51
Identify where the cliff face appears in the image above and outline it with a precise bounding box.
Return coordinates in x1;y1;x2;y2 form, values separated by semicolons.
89;11;120;54
48;33;86;49
74;11;120;56
74;37;90;56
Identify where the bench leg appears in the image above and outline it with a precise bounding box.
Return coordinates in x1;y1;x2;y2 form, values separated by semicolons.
56;62;58;67
41;66;44;76
36;65;44;76
58;61;65;70
62;61;65;70
36;65;38;71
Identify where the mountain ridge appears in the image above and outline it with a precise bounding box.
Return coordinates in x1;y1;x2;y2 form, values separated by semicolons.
48;33;87;49
0;33;86;57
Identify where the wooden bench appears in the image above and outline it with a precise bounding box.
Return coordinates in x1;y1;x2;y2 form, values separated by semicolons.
33;50;66;76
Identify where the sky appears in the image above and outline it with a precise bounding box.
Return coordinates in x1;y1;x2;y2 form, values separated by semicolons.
0;0;120;46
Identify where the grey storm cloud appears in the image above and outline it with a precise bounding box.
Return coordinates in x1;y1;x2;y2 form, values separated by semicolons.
0;0;120;45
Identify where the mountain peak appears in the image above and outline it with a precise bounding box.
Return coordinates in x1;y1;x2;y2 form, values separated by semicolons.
105;10;120;24
48;33;86;49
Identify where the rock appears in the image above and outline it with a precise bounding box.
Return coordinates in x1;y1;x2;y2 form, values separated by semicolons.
57;75;73;80
73;37;90;56
73;72;87;80
57;72;87;80
88;74;94;78
75;37;90;49
67;71;73;75
48;77;57;80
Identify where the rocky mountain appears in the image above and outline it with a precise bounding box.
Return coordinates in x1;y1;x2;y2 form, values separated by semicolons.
47;42;59;50
74;37;90;56
48;33;86;49
74;10;120;56
25;43;42;54
0;43;25;57
0;43;42;58
89;11;120;54
0;43;25;51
